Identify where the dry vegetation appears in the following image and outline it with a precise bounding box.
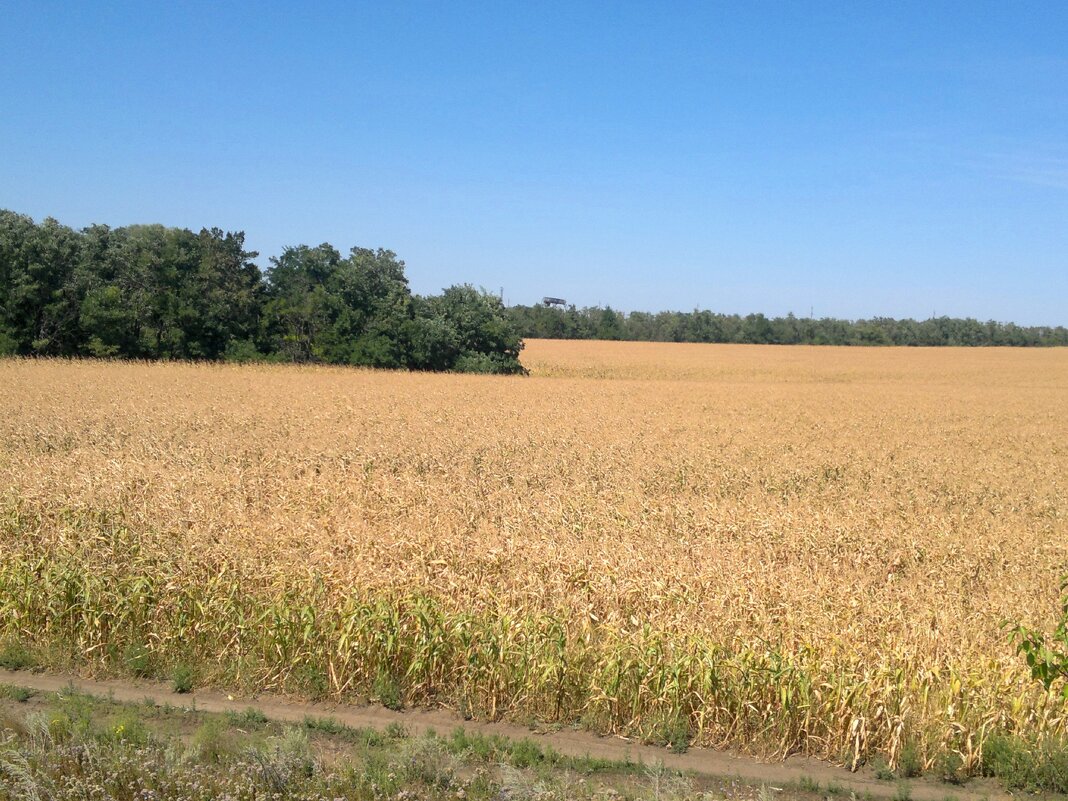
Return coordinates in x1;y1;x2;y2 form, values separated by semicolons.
1;340;1066;776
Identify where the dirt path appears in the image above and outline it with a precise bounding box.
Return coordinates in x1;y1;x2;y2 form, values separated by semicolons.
0;668;1009;801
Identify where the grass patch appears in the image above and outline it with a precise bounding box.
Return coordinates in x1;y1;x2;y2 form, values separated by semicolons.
637;709;693;753
122;642;154;678
226;706;269;727
302;715;389;746
934;750;967;785
192;717;240;763
981;731;1068;794
442;725;630;775
872;757;895;780
0;682;34;702
104;711;151;745
303;714;350;736
291;662;330;700
0;639;36;671
659;712;692;754
0;682;857;801
797;775;820;793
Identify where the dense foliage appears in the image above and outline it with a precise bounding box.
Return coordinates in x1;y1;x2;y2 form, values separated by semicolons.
0;210;524;373
509;304;1068;346
6;209;1062;365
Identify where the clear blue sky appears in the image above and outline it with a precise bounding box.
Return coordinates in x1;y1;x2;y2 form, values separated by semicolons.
3;2;1066;324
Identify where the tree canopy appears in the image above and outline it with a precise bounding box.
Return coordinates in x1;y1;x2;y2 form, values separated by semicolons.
0;210;525;373
4;209;1063;368
507;304;1068;347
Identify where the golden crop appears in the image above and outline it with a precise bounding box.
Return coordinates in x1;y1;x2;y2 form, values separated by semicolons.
1;341;1066;772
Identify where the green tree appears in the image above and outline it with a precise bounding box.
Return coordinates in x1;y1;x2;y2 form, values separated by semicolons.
596;307;625;340
76;224;177;358
178;228;262;359
260;244;344;362
418;285;525;374
263;245;415;367
0;211;82;354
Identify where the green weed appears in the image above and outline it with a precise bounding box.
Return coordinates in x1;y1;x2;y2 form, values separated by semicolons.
0;639;36;671
170;663;194;694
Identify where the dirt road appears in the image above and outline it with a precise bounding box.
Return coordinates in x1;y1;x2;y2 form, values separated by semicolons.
0;668;1009;801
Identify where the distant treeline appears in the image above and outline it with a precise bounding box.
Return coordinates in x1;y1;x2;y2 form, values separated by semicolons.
0;211;524;373
508;304;1068;347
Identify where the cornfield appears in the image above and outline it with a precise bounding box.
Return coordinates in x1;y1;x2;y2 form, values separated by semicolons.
2;341;1066;773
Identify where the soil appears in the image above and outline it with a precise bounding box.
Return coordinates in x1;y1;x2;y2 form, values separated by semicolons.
0;668;1014;801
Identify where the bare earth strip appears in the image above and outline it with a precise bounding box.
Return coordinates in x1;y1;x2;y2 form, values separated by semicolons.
0;668;1012;801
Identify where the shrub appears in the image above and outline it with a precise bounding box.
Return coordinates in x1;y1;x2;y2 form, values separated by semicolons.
982;732;1068;794
373;670;403;711
897;742;923;778
171;663;195;694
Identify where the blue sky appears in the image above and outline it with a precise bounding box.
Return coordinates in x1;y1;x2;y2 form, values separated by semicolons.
2;2;1067;324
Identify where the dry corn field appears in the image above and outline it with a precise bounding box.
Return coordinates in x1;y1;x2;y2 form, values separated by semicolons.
2;340;1067;774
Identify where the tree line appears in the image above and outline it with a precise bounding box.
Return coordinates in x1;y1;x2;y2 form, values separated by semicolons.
508;304;1068;347
0;210;525;373
5;209;1062;368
